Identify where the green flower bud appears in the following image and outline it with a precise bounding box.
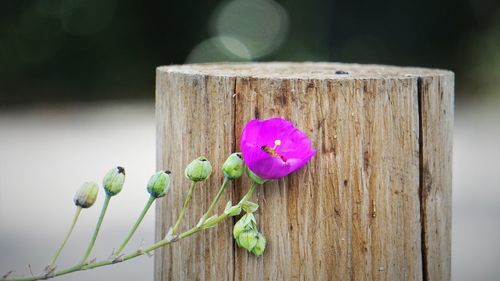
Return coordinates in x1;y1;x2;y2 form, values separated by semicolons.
74;181;99;208
246;167;267;184
238;230;259;252
103;166;125;196
185;157;212;182
147;170;171;198
233;213;257;241
251;232;266;256
222;153;244;180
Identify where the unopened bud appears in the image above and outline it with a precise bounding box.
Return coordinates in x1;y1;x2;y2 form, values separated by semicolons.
233;213;257;241
103;166;125;196
251;232;266;256
238;230;259;252
185;157;212;182
147;170;171;198
222;153;244;180
246;167;267;184
74;181;99;208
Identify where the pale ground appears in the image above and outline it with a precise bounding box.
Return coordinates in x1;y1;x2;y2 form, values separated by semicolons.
0;101;498;280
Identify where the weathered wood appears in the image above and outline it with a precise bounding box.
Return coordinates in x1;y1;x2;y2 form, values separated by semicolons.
418;75;453;281
155;62;453;281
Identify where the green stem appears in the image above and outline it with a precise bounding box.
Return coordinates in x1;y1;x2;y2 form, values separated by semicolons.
80;194;111;264
198;177;229;225
238;181;257;205
2;183;259;281
47;207;82;269
171;181;196;234
114;195;155;256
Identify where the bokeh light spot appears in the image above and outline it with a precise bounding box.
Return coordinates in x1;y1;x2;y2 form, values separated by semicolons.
186;36;252;63
211;0;289;59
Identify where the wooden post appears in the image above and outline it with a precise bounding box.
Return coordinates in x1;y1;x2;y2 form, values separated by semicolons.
155;63;453;281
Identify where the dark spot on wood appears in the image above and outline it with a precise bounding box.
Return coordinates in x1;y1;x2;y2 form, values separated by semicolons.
306;82;315;91
165;170;171;174
363;83;368;93
289;224;293;231
317;118;325;130
254;107;260;119
363;151;370;171
423;81;429;93
343;179;348;186
335;70;349;75
334;207;341;217
321;139;336;155
422;165;433;194
274;93;288;106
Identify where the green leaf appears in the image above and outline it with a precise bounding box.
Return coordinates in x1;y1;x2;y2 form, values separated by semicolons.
242;201;259;213
224;201;232;212
225;205;242;216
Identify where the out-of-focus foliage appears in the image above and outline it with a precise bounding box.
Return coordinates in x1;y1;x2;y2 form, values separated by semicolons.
1;0;499;105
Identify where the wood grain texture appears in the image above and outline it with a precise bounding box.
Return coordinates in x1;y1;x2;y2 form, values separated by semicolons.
418;75;454;281
155;63;453;281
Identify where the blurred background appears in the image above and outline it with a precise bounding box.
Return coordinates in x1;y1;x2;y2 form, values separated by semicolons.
0;0;499;280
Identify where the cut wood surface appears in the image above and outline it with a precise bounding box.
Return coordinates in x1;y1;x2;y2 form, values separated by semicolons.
155;62;453;281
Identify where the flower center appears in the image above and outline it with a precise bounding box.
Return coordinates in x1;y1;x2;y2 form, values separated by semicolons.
261;140;287;162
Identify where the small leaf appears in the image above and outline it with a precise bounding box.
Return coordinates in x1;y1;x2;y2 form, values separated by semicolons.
225;205;242;216
241;213;257;229
224;201;232;212
242;201;259;213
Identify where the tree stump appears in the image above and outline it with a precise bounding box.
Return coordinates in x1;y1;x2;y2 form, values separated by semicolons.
155;63;453;281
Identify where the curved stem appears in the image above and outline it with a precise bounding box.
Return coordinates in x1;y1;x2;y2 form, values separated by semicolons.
80;194;111;264
47;207;82;269
2;183;259;281
114;195;155;256
198;177;229;225
171;181;196;234
238;181;257;204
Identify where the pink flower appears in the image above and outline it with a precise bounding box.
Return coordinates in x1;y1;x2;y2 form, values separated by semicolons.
240;117;315;180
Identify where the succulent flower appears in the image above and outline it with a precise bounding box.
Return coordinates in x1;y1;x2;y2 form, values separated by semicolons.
185;157;212;181
74;181;99;208
240;118;315;179
147;170;171;198
103;166;125;196
222;153;244;180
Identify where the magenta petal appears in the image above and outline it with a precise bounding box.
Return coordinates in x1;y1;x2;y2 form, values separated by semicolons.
240;117;316;180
